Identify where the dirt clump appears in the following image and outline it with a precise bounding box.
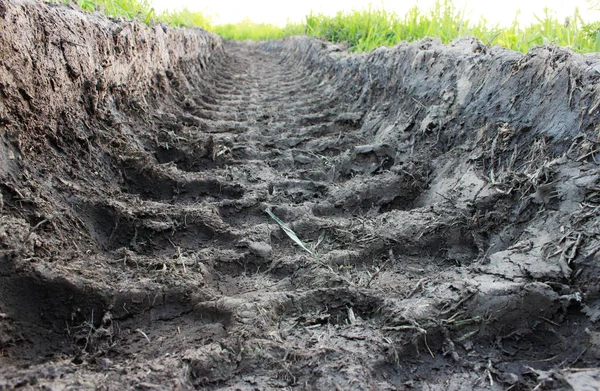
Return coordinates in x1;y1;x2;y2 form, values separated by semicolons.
1;1;600;389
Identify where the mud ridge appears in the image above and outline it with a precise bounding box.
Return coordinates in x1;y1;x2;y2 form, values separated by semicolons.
1;1;600;389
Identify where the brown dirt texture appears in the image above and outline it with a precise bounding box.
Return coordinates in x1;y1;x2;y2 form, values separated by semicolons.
1;1;600;390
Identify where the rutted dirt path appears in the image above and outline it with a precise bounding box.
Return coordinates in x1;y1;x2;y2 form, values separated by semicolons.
1;1;600;389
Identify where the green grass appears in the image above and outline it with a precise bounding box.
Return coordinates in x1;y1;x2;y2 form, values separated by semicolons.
157;8;212;29
301;2;600;53
67;0;156;24
211;20;305;41
57;0;600;53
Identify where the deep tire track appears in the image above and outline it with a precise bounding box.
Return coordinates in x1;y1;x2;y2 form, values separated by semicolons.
1;3;600;389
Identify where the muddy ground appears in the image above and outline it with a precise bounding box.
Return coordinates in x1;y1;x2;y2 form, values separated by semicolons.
1;1;600;390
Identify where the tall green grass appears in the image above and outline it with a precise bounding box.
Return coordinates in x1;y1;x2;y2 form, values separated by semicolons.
57;0;600;53
302;2;600;53
304;2;475;51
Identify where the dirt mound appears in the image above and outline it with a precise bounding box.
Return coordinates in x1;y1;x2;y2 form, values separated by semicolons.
1;1;600;389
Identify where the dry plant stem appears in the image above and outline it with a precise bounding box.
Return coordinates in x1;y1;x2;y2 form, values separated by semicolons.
366;249;393;288
24;215;55;241
136;329;151;343
405;277;428;299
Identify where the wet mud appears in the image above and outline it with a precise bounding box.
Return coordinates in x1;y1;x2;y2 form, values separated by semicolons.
1;1;600;389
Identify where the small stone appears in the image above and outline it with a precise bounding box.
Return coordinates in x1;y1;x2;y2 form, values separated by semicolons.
294;155;312;164
247;241;272;259
99;358;113;370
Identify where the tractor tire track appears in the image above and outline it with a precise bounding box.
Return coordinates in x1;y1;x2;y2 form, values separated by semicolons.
1;2;600;389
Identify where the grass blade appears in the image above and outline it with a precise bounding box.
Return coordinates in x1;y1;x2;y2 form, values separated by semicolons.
265;208;314;256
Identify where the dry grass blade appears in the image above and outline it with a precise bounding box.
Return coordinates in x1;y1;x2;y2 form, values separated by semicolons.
265;208;314;256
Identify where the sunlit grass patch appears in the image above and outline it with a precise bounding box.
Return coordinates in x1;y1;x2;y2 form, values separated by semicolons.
157;8;212;29
212;19;304;41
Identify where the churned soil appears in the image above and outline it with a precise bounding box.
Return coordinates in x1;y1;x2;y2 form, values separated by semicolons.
1;1;600;389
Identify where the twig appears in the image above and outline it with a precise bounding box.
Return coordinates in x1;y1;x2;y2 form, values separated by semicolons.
405;277;428;299
424;333;435;358
383;325;426;332
168;239;187;273
576;148;599;162
539;316;560;327
560;348;587;368
366;250;393;288
25;215;55;241
439;291;476;316
178;246;186;273
107;217;119;246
